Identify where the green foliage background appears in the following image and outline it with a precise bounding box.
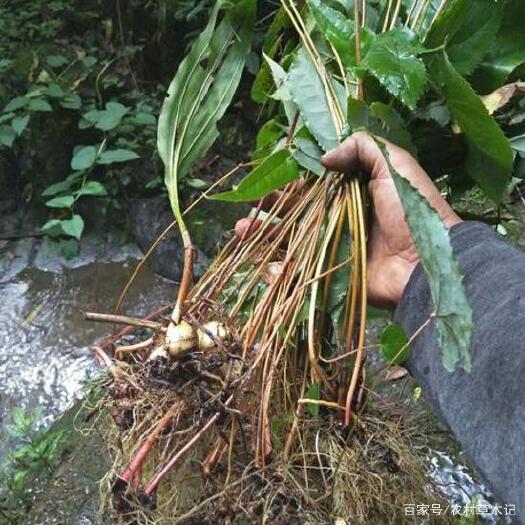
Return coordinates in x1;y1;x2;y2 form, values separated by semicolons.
0;0;256;252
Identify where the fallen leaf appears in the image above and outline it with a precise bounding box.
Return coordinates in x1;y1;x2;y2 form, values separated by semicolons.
481;81;525;115
384;365;408;382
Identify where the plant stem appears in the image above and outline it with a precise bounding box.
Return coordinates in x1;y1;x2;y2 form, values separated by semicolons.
84;312;162;330
144;413;219;496
118;400;180;485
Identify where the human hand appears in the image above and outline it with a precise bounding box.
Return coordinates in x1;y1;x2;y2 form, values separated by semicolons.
235;131;462;308
321;131;462;308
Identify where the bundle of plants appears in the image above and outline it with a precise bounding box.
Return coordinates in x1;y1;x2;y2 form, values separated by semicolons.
84;0;523;522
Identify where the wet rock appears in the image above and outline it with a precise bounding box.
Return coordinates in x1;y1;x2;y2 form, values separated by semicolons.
129;195;247;281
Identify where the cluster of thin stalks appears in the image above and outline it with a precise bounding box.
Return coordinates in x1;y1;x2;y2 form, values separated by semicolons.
83;0;450;522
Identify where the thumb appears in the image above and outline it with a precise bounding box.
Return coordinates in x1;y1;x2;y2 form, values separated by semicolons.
320;131;391;180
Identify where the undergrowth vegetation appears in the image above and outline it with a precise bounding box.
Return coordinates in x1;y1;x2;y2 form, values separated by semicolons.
0;408;66;522
0;0;235;254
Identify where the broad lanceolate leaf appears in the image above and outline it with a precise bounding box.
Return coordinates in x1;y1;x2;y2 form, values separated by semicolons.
0;125;16;147
94;102;129;131
428;52;513;201
253;118;285;160
45;195;74;208
306;0;353;67
362;29;427;109
264;53;300;127
4;96;29;112
28;99;52;112
97;148;139;164
288;47;346;152
60;215;84;240
425;0;471;49
11;115;29;135
471;0;525;93
76;181;108;196
445;0;503;75
346;99;416;155
41;215;84;240
382;146;472;372
293;126;324;176
71;145;97;171
210;150;299;202
42;173;82;197
370;102;416;155
306;0;375;72
157;0;255;218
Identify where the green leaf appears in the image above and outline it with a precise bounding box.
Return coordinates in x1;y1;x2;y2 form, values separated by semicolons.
292;126;325;176
0;112;15;124
59;94;82;110
445;1;503;75
362;29;427;109
45;83;64;98
158;0;256;225
41;219;63;238
347;98;374;131
4;96;29;112
133;112;156;126
42;217;84;241
288;47;345;152
370;102;416;155
425;0;472;49
428;52;513;201
60;215;84;240
11;407;28;431
76;181;108;196
382;144;472;372
264;53;299;126
42;173;82;197
45;195;74;208
306;0;353;67
46;55;67;68
381;324;411;365
71;145;97;171
346;99;416;155
210;150;299;202
94;102;129;131
185;178;208;189
471;0;525;92
28;99;52;112
97;148;139;164
11;115;29;135
253;118;284;160
42;181;70;197
305;384;320;417
0;125;16;147
251;39;282;104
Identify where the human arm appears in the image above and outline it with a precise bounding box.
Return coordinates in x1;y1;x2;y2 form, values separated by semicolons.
322;133;525;515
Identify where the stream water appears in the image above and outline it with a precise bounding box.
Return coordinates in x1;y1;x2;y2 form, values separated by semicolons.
0;230;511;523
0;234;176;464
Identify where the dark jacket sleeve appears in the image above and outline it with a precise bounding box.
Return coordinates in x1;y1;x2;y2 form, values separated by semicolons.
393;221;525;518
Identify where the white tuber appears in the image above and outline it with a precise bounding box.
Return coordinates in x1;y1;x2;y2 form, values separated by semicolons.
166;320;228;358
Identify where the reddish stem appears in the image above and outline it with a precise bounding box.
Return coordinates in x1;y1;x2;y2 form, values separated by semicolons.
144;413;219;497
118;401;179;484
